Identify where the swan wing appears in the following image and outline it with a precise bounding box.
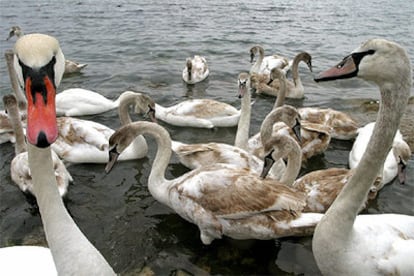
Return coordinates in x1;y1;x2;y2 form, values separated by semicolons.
174;165;306;220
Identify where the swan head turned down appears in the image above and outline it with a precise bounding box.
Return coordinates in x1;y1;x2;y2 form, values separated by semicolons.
105;124;139;173
6;26;23;40
13;33;65;148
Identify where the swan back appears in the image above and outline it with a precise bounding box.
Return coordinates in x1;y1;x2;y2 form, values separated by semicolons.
155;98;240;128
182;55;209;84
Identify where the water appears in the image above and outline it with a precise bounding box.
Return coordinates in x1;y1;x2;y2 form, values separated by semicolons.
1;0;413;274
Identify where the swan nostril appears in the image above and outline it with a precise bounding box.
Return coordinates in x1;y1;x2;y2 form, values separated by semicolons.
36;131;50;148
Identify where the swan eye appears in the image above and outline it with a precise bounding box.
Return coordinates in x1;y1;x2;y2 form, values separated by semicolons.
351;49;376;66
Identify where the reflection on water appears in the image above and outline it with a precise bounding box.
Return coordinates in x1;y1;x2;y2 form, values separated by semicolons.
1;0;413;274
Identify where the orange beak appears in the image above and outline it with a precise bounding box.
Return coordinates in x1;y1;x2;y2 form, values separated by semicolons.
25;75;58;148
314;55;357;82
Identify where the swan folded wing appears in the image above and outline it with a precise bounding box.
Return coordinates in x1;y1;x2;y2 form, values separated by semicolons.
299;122;332;160
176;166;306;220
57;117;112;150
169;99;239;118
11;153;32;192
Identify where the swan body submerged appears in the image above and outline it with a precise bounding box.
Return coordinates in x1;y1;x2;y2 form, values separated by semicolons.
55;88;120;116
53;91;155;163
106;121;324;245
251;52;312;99
155;98;240;128
182;55;209;84
249;45;289;76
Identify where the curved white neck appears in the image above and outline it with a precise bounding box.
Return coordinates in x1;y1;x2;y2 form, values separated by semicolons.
117;94;136;125
5;50;27;110
280;139;301;186
314;81;410;245
234;90;251;150
291;55;303;87
127;122;173;206
28;144;115;275
250;48;264;74
273;74;287;109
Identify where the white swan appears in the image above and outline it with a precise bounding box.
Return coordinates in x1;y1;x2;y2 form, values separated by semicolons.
55;88;121;116
8;32;116;275
105;121;323;245
52;91;155;163
171;72;285;180
249;45;289;75
7;26;87;75
349;122;411;186
63;59;88;75
155;98;240;128
252;52;312;99
312;38;414;275
4;94;72;196
182;55;209;84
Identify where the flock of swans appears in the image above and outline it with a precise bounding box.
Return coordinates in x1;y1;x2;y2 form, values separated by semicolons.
0;28;413;275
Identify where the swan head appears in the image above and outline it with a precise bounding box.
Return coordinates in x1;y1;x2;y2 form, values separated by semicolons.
6;25;22;40
13;33;65;148
315;38;411;87
392;140;411;185
105;124;136;173
131;93;156;121
249;45;264;63
237;72;250;98
119;91;157;122
260;122;301;179
298;52;312;72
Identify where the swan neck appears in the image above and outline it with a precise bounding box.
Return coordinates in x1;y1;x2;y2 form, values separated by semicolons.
118;94;136;125
273;74;287;109
134;122;173;205
280;139;301;186
291;55;302;84
234;90;251;150
316;81;409;241
5;50;27;110
251;48;264;74
8;103;26;154
28;144;115;275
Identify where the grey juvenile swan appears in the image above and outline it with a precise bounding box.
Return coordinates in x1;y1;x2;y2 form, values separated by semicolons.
312;38;414;275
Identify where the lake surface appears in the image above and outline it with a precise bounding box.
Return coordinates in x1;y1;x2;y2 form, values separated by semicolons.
1;0;413;275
